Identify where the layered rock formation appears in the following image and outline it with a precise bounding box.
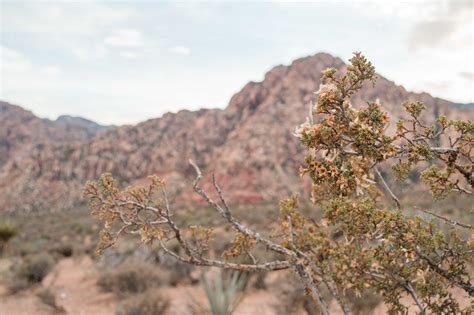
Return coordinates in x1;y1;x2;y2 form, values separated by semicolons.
0;53;472;212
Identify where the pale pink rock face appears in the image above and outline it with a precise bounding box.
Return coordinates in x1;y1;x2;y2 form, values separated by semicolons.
0;53;472;212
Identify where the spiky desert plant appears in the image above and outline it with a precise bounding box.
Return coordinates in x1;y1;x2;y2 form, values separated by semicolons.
200;270;247;315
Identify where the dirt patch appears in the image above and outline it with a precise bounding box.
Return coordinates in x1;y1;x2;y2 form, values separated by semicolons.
0;256;116;315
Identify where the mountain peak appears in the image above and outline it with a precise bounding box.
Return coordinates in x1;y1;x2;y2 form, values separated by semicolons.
55;115;108;131
1;54;472;212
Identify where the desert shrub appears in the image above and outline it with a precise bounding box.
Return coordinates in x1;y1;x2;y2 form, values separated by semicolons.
0;218;18;242
8;253;55;293
85;53;473;314
97;261;162;297
0;218;18;256
50;242;74;257
37;288;65;313
116;288;170;315
18;253;54;283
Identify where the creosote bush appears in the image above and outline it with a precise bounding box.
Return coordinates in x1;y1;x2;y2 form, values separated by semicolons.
8;253;55;293
50;242;74;258
97;261;162;297
85;53;473;314
0;218;18;255
116;288;170;315
18;253;54;283
0;218;17;243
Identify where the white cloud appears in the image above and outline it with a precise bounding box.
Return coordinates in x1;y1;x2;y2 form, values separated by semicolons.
169;46;191;55
3;2;136;36
0;46;32;71
2;2;136;61
41;65;61;76
67;43;108;62
459;72;474;81
350;0;473;52
351;0;437;21
406;0;473;50
105;29;145;47
120;51;141;59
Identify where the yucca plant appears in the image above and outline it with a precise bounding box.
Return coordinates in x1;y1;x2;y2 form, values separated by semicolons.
201;270;248;315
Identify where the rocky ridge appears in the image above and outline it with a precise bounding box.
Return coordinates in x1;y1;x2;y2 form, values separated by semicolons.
0;53;472;212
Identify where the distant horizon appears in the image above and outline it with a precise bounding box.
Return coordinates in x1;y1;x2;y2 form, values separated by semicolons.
2;50;473;127
1;1;473;125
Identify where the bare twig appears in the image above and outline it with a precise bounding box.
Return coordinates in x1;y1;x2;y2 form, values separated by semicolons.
159;240;290;271
286;214;342;315
430;147;458;154
293;264;330;315
416;208;473;230
375;167;401;210
415;250;474;296
404;283;425;313
189;159;293;257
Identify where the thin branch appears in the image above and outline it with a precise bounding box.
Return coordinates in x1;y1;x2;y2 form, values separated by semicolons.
415;250;474;296
375;167;401;210
159;187;195;258
189;159;293;257
404;283;425;313
244;249;258;265
158;239;291;272
212;174;231;213
416;208;473;230
285;202;350;315
292;263;330;315
430;147;458;154
452;186;474;195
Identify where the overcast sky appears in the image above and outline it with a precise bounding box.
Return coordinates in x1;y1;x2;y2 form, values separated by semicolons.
1;0;473;125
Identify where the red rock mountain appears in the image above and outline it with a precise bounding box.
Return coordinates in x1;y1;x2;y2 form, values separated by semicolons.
0;101;106;166
0;53;472;212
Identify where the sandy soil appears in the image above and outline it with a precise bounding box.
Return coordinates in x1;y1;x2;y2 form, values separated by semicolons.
0;256;116;315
